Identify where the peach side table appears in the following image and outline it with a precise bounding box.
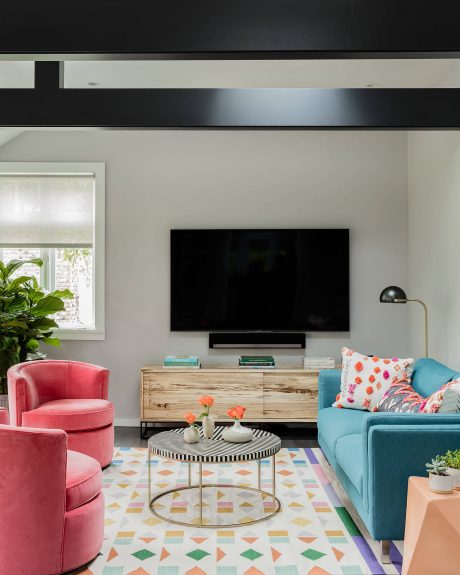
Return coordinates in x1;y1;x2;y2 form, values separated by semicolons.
402;476;460;575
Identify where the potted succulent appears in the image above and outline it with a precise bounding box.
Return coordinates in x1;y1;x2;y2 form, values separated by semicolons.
198;395;215;439
440;450;460;490
222;405;253;443
426;458;453;494
183;412;200;444
0;258;73;408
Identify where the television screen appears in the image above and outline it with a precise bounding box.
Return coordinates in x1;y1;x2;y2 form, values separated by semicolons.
171;229;349;331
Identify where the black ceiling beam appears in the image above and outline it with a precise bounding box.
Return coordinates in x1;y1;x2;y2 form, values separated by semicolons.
1;1;460;58
2;62;460;129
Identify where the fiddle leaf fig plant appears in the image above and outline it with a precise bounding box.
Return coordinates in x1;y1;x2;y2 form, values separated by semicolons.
0;258;73;393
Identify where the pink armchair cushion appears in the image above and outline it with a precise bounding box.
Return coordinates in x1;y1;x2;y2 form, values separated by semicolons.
22;398;114;432
66;450;102;511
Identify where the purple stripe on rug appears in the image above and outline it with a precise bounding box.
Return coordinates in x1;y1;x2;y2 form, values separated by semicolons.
323;483;342;507
352;536;386;575
390;542;403;574
304;448;319;464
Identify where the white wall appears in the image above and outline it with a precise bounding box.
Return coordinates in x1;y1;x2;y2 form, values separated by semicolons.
408;132;460;368
0;131;409;423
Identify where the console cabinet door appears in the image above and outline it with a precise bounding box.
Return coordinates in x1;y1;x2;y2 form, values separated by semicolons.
142;371;263;421
263;373;318;420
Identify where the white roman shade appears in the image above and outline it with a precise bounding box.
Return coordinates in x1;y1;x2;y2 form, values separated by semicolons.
0;174;95;247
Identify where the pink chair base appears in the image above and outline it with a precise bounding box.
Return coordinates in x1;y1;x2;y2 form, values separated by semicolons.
67;423;114;468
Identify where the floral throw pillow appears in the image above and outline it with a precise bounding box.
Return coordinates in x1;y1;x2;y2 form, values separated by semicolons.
420;379;460;413
333;347;414;412
378;378;424;413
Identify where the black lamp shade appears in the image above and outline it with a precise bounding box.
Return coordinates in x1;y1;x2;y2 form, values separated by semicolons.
379;285;408;303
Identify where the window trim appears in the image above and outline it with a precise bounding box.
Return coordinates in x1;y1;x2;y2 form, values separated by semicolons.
0;162;105;341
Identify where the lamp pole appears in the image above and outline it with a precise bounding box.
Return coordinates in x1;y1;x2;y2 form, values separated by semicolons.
395;297;428;358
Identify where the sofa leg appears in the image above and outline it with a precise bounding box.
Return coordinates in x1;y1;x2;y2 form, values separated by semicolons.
380;540;391;564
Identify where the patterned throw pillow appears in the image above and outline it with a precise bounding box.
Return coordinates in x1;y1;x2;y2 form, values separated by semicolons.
333;347;414;412
420;379;460;413
378;378;424;413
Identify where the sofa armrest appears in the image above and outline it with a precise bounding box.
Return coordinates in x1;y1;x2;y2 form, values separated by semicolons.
318;369;341;410
364;423;460;540
363;412;460;433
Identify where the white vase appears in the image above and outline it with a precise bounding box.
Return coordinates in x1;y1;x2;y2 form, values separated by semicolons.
202;415;215;439
448;468;460;490
222;420;253;443
429;472;453;494
184;426;200;444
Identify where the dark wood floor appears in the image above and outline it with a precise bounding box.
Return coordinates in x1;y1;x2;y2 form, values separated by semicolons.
115;424;319;448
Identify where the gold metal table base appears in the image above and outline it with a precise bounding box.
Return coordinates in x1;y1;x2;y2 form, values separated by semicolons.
148;452;281;528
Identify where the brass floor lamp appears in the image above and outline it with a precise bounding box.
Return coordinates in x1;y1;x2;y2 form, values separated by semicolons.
380;285;428;358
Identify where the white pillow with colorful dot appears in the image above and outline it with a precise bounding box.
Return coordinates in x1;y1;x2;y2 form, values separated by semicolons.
333;347;414;412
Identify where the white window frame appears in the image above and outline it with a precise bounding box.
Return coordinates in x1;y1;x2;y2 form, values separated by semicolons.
0;162;105;340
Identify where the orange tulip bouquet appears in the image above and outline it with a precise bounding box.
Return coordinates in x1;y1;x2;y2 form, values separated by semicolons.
183;411;200;444
223;404;253;443
198;395;215;439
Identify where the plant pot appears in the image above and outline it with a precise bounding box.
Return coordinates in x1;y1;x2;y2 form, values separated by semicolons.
222;420;253;443
184;426;200;444
429;472;453;494
448;468;460;490
202;415;215;439
0;394;8;410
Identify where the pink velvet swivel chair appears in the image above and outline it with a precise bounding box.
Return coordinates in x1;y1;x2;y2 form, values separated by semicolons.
0;412;105;575
8;359;114;467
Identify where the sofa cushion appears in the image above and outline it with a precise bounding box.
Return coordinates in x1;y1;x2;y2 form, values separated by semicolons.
66;450;102;511
411;358;459;397
420;379;460;413
335;434;363;495
317;407;370;461
22;399;114;432
378;378;424;413
333;348;413;412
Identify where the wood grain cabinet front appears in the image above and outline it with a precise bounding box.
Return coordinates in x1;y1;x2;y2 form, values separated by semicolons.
140;366;320;423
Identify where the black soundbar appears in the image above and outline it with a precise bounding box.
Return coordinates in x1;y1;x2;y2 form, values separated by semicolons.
209;332;306;349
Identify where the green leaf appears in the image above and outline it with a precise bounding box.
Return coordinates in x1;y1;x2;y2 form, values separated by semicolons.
31;296;65;317
26;338;39;351
5;258;43;278
3;319;28;330
4;295;29;313
48;289;74;300
30;317;58;331
42;337;61;347
6;276;35;291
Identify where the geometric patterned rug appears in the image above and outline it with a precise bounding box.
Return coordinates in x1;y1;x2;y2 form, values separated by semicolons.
75;448;403;575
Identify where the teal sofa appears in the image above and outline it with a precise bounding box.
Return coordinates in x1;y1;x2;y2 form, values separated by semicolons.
318;358;460;556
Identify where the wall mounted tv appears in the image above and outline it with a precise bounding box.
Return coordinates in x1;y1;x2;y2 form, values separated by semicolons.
171;229;349;332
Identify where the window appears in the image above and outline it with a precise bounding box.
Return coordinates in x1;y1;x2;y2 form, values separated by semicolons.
0;163;105;339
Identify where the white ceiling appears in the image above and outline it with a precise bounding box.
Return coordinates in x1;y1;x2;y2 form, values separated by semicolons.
2;59;460;88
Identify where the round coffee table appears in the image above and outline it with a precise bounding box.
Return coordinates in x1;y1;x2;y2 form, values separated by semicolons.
148;426;282;527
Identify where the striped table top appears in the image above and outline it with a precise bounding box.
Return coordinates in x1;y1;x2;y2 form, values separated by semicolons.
148;426;281;463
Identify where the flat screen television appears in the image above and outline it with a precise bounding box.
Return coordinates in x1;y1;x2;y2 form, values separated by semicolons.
171;229;349;331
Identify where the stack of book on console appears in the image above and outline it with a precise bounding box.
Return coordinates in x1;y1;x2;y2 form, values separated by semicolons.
238;356;275;369
303;356;335;370
163;355;201;368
